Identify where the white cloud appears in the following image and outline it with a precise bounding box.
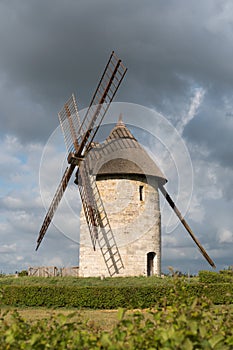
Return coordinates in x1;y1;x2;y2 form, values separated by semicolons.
218;229;233;244
176;87;205;135
0;133;79;272
16;256;24;261
0;244;16;254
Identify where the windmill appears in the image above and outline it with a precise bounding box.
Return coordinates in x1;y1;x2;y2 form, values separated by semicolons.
36;51;215;277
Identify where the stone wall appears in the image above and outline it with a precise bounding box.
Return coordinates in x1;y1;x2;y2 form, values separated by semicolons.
79;175;161;277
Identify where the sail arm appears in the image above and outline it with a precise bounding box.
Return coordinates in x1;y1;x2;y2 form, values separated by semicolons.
159;184;216;268
36;164;75;250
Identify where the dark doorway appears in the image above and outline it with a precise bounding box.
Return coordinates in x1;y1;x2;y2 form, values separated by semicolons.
147;252;156;276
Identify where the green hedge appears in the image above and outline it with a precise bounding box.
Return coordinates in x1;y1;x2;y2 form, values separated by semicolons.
199;270;233;283
1;283;232;308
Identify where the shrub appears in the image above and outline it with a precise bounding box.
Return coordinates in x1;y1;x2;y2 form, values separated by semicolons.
1;282;232;309
18;270;28;277
0;294;232;349
220;268;233;276
199;270;233;283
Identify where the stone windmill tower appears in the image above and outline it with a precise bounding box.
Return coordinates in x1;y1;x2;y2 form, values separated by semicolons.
36;51;215;277
79;116;167;277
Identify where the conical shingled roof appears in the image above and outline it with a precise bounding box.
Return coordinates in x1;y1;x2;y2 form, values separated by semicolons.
87;117;167;184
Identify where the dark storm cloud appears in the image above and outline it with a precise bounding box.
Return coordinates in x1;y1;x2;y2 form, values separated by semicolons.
184;93;233;160
1;0;233;142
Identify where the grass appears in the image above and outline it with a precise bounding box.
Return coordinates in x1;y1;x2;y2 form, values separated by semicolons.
1;306;119;331
2;304;233;333
0;275;197;287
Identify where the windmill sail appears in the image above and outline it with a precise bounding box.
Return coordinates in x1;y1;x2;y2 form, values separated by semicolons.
58;51;127;274
58;94;81;153
36;52;127;277
78;157;124;276
36;164;75;250
77;161;99;250
75;51;127;157
159;184;216;268
58;53;127;160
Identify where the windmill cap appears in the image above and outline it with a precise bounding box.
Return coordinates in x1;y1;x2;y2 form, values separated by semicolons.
86;119;167;184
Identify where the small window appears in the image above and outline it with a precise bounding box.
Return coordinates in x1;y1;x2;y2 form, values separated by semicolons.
139;185;144;201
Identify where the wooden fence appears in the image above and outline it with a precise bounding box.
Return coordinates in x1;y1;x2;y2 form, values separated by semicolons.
28;266;79;277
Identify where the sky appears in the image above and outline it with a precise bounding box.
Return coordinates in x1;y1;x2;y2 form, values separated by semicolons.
0;0;233;275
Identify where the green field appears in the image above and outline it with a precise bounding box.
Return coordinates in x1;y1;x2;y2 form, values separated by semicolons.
1;298;232;349
0;272;232;348
3;303;233;328
2;307;120;331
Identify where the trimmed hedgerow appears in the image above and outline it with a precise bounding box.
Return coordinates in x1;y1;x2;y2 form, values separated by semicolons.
1;283;232;309
199;270;233;283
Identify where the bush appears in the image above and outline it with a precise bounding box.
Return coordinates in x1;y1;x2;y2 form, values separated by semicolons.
199;270;233;283
0;294;232;349
1;282;232;309
18;270;28;277
220;268;233;276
